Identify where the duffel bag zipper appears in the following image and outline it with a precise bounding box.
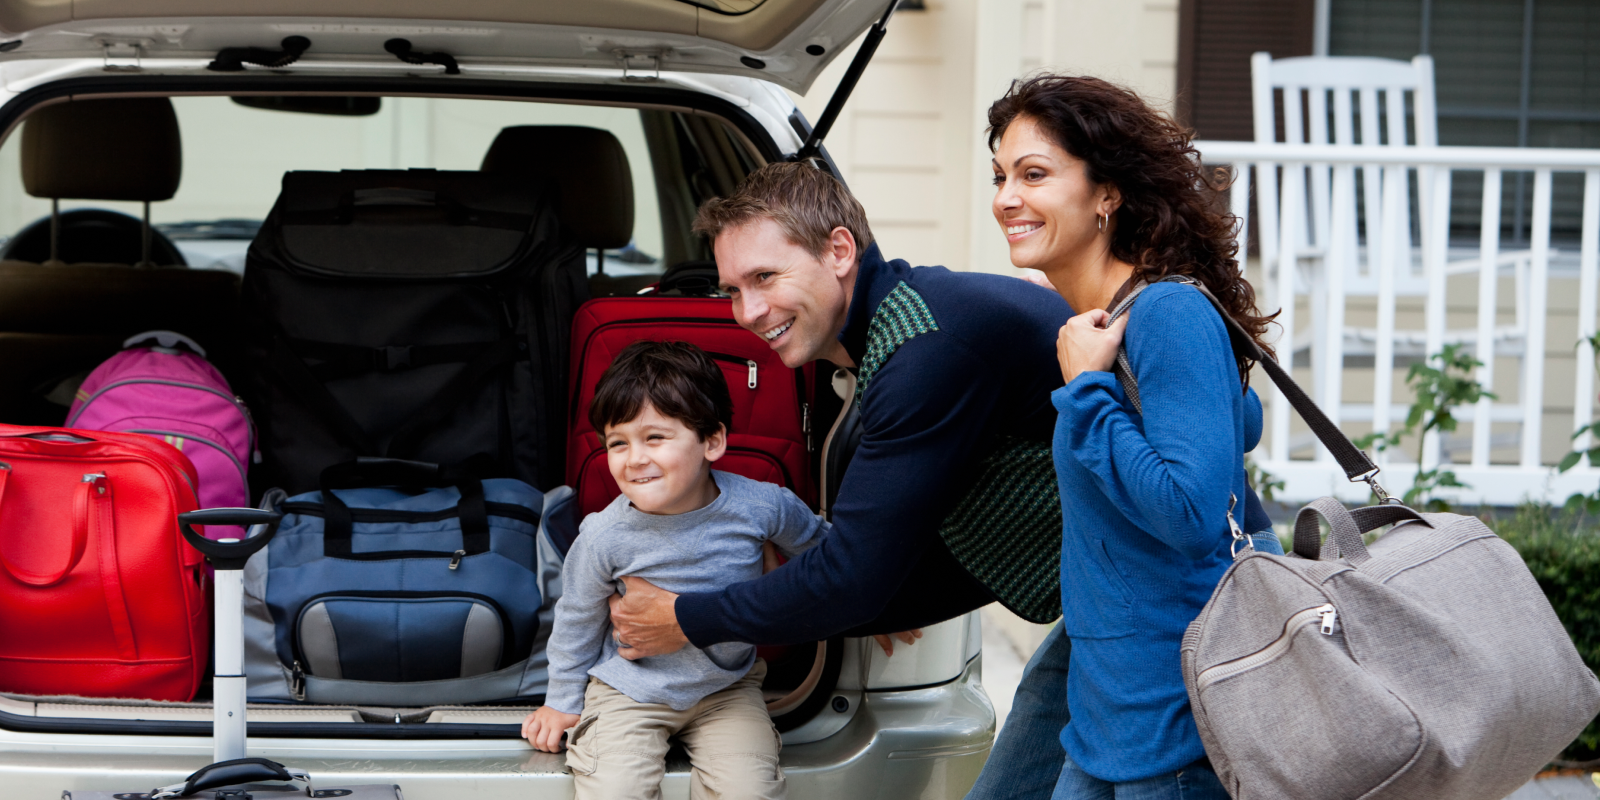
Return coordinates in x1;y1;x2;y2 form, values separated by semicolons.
278;500;540;526
1194;604;1338;691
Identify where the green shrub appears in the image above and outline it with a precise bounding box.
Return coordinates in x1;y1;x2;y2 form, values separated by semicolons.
1486;504;1600;761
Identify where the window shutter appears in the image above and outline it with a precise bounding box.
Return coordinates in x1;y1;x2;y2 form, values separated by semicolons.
1178;0;1316;141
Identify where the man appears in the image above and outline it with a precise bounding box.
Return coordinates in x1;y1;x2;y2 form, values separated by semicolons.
609;162;1272;800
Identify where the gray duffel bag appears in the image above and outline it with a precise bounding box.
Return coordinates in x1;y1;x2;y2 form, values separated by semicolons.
1163;279;1600;799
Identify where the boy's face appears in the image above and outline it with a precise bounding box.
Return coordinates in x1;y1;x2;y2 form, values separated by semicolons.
604;401;727;516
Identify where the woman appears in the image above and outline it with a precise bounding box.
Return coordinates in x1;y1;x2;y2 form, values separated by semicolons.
978;75;1276;799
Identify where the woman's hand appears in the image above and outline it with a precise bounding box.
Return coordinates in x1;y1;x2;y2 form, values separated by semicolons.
608;576;688;660
1057;309;1128;384
522;706;580;752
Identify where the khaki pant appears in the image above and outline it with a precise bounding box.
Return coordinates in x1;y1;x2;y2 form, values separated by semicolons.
565;660;784;800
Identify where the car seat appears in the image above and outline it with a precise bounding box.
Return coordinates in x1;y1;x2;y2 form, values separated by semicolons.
0;97;241;425
480;125;654;297
17;97;185;267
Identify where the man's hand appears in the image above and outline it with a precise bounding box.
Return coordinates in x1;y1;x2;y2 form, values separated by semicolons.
522;706;580;753
1015;269;1055;290
1057;309;1128;384
873;629;923;656
608;575;688;660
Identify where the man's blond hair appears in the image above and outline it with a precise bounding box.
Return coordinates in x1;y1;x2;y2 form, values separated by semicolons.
692;162;874;259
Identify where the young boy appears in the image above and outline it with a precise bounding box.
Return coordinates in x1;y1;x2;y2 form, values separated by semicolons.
522;340;827;800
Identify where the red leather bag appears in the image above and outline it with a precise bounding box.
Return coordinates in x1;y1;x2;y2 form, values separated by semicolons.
0;424;206;701
567;296;815;515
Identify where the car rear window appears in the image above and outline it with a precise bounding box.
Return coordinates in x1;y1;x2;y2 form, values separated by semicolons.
0;96;668;274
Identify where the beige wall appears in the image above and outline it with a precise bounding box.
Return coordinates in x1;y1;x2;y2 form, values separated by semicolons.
790;0;1180;275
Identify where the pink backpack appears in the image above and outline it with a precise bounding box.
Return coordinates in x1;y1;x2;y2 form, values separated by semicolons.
67;331;256;539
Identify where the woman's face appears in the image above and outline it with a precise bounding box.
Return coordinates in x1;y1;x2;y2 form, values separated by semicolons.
991;116;1114;274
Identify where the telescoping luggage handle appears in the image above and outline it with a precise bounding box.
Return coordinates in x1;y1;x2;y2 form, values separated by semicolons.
318;457;491;563
1121;277;1398;507
175;507;284;791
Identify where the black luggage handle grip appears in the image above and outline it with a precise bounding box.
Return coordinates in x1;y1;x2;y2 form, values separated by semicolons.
336;187;471;224
177;508;282;571
151;757;304;798
318;458;492;560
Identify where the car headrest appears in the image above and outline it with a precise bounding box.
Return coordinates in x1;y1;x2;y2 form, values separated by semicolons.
21;98;182;202
480;125;633;250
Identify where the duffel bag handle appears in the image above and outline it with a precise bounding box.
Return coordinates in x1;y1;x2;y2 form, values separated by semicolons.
322;457;459;490
318;457;492;560
1293;497;1433;566
0;465;100;588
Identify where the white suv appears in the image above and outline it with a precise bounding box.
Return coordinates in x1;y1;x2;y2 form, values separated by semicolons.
0;1;995;797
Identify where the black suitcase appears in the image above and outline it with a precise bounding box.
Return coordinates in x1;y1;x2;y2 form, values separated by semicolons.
241;169;588;496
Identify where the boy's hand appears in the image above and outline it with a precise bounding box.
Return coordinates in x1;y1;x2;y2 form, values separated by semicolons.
873;629;923;657
522;706;581;753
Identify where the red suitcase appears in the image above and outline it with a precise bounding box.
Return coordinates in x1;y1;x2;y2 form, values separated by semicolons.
567;296;815;515
0;424;207;701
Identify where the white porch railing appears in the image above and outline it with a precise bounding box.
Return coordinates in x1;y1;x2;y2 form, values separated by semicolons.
1192;141;1600;506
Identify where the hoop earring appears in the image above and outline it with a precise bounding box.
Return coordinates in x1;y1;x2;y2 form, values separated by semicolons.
1097;213;1108;233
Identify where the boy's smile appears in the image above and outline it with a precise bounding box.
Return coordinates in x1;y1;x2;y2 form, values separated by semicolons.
605;401;726;516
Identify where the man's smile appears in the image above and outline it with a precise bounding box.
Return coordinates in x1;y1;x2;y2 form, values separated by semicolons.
762;319;794;342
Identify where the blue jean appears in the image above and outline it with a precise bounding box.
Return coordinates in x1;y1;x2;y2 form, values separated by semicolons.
1050;749;1230;800
1247;529;1284;555
965;621;1072;800
966;531;1276;800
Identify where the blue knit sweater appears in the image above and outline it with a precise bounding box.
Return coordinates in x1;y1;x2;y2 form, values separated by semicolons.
1052;281;1263;781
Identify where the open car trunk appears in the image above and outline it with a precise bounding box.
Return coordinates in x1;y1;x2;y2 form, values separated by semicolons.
0;78;865;741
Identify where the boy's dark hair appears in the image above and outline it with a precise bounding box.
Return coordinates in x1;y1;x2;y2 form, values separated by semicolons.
589;340;734;441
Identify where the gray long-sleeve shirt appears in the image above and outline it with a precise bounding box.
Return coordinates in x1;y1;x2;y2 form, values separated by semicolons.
543;471;829;714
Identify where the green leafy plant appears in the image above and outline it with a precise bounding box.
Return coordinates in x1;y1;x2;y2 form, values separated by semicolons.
1486;504;1600;765
1245;456;1284;504
1557;331;1600;516
1355;343;1495;511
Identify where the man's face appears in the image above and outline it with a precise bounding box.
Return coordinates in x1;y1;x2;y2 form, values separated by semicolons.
716;218;856;368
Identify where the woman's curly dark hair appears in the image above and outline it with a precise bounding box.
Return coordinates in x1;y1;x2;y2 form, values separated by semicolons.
987;74;1277;385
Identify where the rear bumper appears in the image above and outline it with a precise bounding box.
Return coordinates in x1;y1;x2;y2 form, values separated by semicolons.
9;659;995;800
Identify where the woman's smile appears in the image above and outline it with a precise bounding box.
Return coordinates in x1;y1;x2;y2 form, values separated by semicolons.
1006;221;1044;241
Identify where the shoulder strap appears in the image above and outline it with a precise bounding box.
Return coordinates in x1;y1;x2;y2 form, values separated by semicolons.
1114;276;1381;489
1106;282;1151;412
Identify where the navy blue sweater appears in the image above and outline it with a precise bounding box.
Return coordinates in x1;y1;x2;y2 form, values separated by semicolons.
676;245;1071;645
1053;282;1262;781
674;246;1275;647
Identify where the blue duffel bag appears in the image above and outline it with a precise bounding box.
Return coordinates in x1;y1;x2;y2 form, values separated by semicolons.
241;458;572;706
